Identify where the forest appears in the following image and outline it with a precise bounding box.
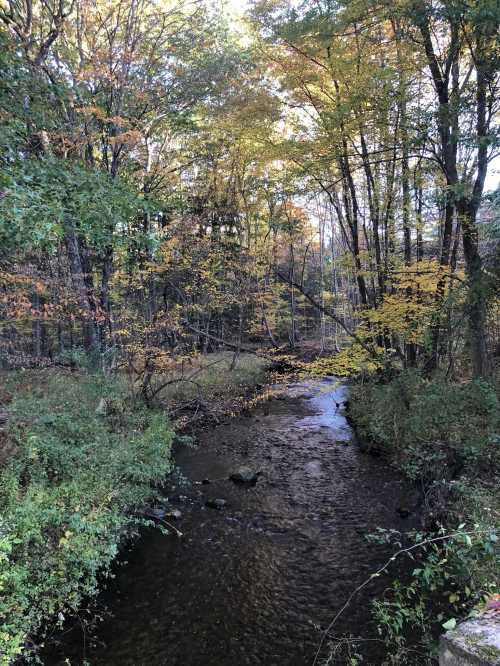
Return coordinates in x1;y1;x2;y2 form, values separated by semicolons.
0;0;499;664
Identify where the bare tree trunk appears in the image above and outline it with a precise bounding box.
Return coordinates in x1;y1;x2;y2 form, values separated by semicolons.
401;107;412;266
263;313;278;347
230;305;244;370
289;244;297;348
100;245;113;350
460;202;488;377
459;21;493;378
64;219;98;351
414;180;424;262
318;202;326;352
31;292;42;359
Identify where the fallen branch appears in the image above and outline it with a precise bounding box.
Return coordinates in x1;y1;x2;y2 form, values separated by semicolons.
158;517;183;538
148;358;225;401
275;271;377;358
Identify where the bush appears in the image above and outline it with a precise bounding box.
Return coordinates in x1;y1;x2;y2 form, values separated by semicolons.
370;517;499;666
349;370;500;482
0;371;174;665
348;370;500;664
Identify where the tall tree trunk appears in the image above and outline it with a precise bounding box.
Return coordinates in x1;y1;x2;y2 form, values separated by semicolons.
318;207;326;352
64;219;98;352
461;204;487;376
458;20;494;378
100;245;114;349
289;246;297;348
31;292;43;358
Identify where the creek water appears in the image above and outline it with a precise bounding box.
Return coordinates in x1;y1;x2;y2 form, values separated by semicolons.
45;378;418;666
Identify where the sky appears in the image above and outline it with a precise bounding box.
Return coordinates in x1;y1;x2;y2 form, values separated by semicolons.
485;161;500;193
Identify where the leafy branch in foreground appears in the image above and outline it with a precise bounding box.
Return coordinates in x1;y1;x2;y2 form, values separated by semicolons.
316;525;499;666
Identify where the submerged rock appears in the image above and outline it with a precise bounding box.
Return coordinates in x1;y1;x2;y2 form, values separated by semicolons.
205;499;226;510
230;466;260;484
169;494;189;503
144;507;167;520
396;507;411;519
144;506;182;521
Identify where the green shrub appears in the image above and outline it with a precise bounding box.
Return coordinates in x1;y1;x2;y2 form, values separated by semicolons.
349;371;500;481
0;371;174;665
370;517;499;666
348;370;499;664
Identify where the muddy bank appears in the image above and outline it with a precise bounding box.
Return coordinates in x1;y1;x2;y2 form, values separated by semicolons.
44;378;419;666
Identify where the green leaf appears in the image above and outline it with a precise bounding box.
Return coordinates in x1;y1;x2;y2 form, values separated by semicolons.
442;618;457;631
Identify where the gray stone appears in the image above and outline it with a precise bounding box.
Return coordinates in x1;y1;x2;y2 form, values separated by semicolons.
205;499;226;510
144;507;167;520
95;397;109;416
167;509;182;520
440;617;500;666
230;466;259;483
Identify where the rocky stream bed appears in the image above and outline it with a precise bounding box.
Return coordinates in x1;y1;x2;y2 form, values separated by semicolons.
44;378;419;666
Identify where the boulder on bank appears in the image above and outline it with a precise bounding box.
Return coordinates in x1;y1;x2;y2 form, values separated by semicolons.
229;466;260;484
95;397;109;416
440;616;500;665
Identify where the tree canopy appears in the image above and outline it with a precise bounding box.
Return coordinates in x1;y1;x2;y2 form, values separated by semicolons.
0;0;498;381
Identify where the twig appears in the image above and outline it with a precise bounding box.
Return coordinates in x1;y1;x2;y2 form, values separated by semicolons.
182;322;279;361
312;528;494;665
158;517;183;538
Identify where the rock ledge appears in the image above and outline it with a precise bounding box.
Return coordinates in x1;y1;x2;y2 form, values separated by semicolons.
440;617;500;666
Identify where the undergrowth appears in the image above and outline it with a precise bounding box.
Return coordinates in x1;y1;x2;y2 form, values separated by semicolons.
346;370;500;665
0;370;174;665
150;351;269;427
349;370;499;483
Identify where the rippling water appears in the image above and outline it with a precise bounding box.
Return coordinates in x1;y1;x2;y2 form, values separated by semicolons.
44;379;417;666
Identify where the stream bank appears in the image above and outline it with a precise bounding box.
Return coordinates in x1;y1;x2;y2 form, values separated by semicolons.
44;377;419;665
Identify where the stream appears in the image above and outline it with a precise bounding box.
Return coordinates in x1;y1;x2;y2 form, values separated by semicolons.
45;378;418;665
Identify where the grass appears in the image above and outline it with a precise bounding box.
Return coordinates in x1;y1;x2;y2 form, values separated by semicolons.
146;351;269;425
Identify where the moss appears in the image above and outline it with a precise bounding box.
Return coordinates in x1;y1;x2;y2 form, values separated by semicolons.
462;630;500;661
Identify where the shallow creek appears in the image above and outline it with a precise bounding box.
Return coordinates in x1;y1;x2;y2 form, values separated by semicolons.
45;378;418;665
